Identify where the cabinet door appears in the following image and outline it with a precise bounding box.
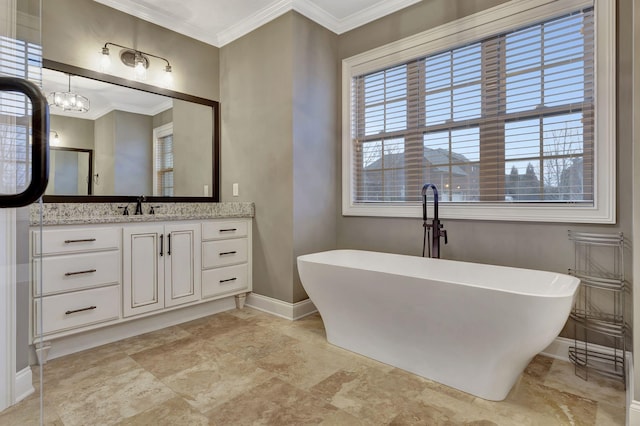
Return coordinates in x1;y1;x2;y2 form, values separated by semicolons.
123;225;165;317
164;223;201;307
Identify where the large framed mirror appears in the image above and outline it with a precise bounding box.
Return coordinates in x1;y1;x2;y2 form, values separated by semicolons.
42;59;220;202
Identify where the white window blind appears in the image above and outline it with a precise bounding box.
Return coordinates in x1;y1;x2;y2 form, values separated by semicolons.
0;35;42;194
351;8;594;206
153;123;173;196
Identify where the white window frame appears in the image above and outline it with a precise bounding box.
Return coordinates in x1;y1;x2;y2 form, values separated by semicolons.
342;0;615;223
152;122;173;196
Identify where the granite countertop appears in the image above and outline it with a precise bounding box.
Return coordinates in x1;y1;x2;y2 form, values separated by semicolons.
30;202;255;226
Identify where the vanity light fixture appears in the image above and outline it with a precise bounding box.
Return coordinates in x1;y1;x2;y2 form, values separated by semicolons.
47;74;90;113
100;42;173;86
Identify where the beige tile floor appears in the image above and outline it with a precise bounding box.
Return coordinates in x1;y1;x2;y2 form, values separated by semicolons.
0;307;626;425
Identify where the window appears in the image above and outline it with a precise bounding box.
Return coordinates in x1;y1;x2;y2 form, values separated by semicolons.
153;123;173;196
343;0;615;223
0;36;42;194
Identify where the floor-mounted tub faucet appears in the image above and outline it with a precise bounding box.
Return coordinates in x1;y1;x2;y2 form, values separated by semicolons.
421;183;448;258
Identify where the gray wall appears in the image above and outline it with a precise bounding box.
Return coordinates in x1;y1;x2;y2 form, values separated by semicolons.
336;0;633;342
94;111;115;195
49;115;94;150
221;13;295;302
113;111;152;195
42;0;219;100
173;99;213;196
291;13;338;302
94;110;153;195
152;108;173;129
221;12;338;303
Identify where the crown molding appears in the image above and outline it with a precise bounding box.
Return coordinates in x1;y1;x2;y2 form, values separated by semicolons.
216;0;292;47
332;0;422;34
94;0;222;46
96;0;423;48
291;0;340;31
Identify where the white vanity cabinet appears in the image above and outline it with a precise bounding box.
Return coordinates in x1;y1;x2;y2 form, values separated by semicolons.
31;226;121;337
201;219;252;298
122;222;201;317
29;211;253;361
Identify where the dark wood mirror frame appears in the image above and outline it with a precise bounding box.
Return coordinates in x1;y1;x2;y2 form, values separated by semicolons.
42;59;220;203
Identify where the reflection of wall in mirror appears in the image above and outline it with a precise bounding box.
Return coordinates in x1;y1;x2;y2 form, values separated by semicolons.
173;99;213;196
94;110;153;195
50;115;94;150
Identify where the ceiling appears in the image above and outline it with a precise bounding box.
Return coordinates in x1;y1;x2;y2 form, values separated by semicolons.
43;68;171;120
92;0;422;47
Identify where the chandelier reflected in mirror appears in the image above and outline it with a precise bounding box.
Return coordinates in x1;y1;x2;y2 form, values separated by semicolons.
47;74;90;113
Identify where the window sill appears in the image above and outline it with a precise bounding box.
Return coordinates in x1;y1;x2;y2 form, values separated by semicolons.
342;202;615;224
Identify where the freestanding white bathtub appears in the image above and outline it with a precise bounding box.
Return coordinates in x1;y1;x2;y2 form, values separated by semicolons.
297;250;580;401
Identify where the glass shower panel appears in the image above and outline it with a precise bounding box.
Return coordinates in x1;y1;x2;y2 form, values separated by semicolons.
0;0;45;424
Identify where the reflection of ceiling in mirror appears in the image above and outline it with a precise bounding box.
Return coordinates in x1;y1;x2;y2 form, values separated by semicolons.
42;68;173;120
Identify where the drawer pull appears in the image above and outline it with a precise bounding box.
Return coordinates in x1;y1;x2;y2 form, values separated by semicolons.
64;238;97;244
64;269;97;277
219;251;237;256
220;228;237;232
219;277;237;283
65;306;97;315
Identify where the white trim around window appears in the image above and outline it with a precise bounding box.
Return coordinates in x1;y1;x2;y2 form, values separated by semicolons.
341;0;615;223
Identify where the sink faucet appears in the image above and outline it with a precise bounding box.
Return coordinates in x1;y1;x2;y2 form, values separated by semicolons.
421;183;448;258
134;195;146;215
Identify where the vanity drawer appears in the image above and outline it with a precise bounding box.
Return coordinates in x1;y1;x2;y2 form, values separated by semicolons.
33;251;120;296
34;285;120;336
202;220;248;240
202;238;248;269
202;264;248;298
33;227;120;256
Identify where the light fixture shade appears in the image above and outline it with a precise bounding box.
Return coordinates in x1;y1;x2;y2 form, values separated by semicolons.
100;46;111;72
162;64;173;88
134;52;147;81
48;75;90;113
48;91;90;112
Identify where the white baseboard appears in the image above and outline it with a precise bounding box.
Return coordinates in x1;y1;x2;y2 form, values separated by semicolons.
245;293;317;320
540;336;629;363
14;367;34;403
32;296;237;363
629;401;640;426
